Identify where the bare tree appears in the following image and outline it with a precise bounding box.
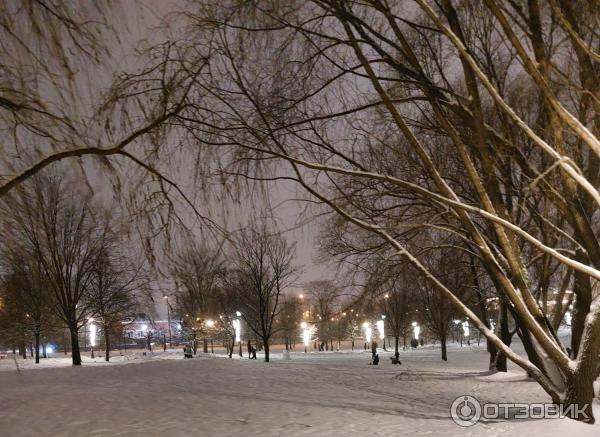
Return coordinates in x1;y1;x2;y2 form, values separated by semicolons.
125;0;598;421
377;274;414;359
0;253;57;363
169;242;225;353
1;177;113;365
278;295;303;351
89;247;149;362
233;225;298;362
306;280;340;351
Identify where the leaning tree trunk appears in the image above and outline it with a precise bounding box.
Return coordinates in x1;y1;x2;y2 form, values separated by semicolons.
69;324;82;366
571;259;592;358
472;256;497;368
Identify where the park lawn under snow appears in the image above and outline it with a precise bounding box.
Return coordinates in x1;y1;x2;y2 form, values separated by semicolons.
0;344;598;436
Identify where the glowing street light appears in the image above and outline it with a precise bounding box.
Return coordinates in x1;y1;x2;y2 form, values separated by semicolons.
462;321;470;345
89;318;97;359
234;311;243;357
363;322;372;347
301;322;310;353
412;321;420;340
233;318;241;343
163;295;173;349
205;320;215;353
376;316;386;351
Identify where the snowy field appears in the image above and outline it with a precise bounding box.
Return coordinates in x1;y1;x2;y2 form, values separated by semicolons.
1;344;598;436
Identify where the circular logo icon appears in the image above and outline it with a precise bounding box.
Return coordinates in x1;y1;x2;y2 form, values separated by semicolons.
450;395;482;427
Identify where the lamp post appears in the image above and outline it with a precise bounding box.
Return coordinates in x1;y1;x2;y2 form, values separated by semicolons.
412;321;420;341
462;320;470;346
163;295;173;349
363;322;372;350
377;316;386;351
206;319;215;353
301;322;310;353
235;311;242;357
89;318;96;359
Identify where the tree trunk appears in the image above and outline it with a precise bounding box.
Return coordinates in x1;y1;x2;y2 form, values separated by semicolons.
571;255;591;358
487;339;498;371
563;368;596;423
394;336;399;357
34;331;40;364
441;335;447;361
69;325;82;366
263;340;270;362
104;326;110;362
496;300;510;372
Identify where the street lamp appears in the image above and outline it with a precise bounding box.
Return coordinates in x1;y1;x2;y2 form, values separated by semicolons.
235;311;242;356
363;322;372;350
376;316;386;351
301;321;310;353
89;318;96;359
412;321;420;340
163;295;173;349
206;320;215;353
462;320;470;346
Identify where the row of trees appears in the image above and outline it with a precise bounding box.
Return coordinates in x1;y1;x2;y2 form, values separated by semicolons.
169;226;298;362
0;177;148;364
0;0;598;424
124;0;596;422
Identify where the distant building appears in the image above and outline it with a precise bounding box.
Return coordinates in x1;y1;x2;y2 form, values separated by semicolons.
121;315;182;344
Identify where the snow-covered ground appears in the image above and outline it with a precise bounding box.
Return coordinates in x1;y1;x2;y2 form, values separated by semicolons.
0;344;598;436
